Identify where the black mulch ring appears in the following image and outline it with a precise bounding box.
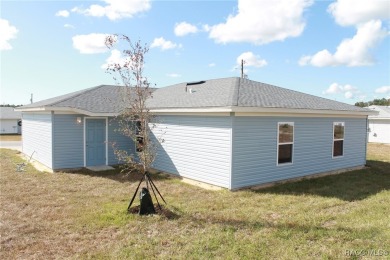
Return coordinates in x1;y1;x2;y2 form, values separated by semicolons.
128;204;180;219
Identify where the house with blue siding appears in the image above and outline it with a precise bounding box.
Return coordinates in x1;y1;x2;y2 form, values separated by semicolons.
17;77;375;189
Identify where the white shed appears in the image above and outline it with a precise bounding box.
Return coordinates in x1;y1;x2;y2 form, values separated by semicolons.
367;105;390;144
0;107;22;134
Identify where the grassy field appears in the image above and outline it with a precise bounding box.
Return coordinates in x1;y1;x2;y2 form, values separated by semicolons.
0;144;389;259
0;134;21;141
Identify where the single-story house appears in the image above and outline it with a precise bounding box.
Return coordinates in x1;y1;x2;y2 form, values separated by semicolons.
16;77;376;189
367;105;390;144
0;107;22;134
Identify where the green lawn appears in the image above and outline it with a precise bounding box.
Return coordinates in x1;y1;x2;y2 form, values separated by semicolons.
0;144;389;259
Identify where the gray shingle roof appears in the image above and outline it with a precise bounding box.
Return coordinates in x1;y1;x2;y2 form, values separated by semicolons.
148;77;370;112
20;85;129;114
18;77;371;114
0;107;22;119
147;77;239;108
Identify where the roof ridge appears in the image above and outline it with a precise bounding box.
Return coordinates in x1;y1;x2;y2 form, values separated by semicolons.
50;85;107;106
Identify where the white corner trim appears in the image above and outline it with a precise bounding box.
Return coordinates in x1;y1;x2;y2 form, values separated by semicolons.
83;117;86;167
105;117;108;165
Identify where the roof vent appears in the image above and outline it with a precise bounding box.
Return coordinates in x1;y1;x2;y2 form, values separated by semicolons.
186;80;205;86
185;81;205;93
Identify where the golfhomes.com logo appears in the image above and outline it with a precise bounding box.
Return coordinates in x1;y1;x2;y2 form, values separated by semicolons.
345;249;389;257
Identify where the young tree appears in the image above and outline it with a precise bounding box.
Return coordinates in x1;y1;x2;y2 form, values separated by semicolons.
105;34;165;212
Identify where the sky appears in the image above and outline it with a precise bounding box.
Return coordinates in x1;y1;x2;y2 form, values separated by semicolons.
1;0;389;106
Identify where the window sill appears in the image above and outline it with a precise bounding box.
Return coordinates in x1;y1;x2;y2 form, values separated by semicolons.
277;162;293;166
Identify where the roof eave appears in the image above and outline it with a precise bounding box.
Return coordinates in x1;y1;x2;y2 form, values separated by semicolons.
17;105;376;117
16;106;118;117
151;106;376;116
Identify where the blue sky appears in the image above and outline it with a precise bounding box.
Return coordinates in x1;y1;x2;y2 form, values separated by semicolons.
1;0;389;105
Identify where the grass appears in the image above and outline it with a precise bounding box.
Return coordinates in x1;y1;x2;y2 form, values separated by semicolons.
0;134;21;141
1;144;389;259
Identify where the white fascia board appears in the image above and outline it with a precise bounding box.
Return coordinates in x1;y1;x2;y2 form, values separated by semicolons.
17;105;376;118
17;106;117;117
151;106;376;117
151;107;233;113
14;107;46;112
368;117;390;120
231;106;377;116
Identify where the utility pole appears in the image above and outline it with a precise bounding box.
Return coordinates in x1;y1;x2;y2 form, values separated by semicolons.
30;93;33;104
241;59;244;78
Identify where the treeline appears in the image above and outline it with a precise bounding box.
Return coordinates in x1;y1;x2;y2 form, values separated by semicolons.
0;104;23;107
355;98;390;107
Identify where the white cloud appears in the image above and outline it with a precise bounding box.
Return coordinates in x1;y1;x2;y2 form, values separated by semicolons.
237;52;267;68
72;33;110;54
328;0;390;26
299;20;387;67
150;37;181;50
174;22;199;36
0;19;18;51
300;0;389;67
323;83;360;99
64;24;75;29
101;49;129;69
208;0;313;45
55;10;70;17
72;0;151;20
166;73;181;78
208;63;216;67
375;86;390;94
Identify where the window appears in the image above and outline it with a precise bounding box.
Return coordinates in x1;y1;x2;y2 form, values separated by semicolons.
278;122;294;165
333;122;344;157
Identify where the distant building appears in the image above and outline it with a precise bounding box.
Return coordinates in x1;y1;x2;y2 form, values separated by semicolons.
367;106;390;144
0;107;22;134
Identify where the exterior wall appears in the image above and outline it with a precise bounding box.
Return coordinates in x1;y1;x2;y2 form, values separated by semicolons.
52;114;84;169
107;118;135;165
22;113;53;168
0;119;19;134
368;119;390;144
51;115;134;169
152;115;232;188
231;116;367;189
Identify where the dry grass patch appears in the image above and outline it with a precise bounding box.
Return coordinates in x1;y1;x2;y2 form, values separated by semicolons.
0;134;21;141
367;143;390;162
0;144;389;259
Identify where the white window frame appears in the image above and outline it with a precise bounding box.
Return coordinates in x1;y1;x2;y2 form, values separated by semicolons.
332;122;345;158
277;122;294;166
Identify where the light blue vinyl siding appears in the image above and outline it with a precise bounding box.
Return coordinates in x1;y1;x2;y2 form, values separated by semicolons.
231;117;367;189
52;114;84;169
22;113;53;168
52;116;133;168
107;118;135;165
152;116;232;188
